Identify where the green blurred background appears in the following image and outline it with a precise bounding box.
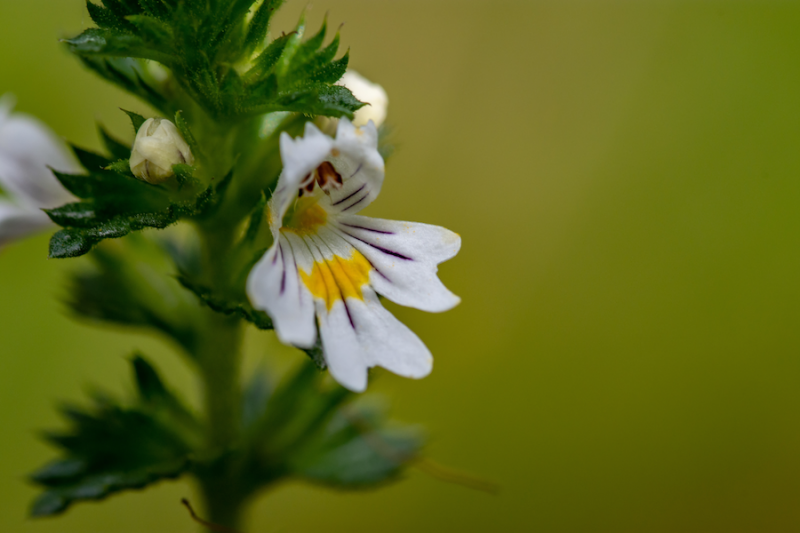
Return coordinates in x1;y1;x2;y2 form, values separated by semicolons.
2;0;800;531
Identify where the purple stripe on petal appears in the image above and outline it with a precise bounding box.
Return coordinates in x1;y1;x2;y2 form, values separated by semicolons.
278;242;287;295
332;184;366;206
342;194;369;212
349;164;363;179
360;252;391;282
340;222;393;235
341;298;357;330
341;230;413;261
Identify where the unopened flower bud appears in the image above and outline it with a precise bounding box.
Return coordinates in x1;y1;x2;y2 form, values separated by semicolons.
130;118;194;184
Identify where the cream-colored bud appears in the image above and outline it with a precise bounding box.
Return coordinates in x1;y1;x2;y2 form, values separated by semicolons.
338;71;388;128
129;118;194;184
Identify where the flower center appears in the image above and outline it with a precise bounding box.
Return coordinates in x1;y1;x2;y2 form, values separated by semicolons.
298;161;343;197
283;198;328;235
299;249;372;310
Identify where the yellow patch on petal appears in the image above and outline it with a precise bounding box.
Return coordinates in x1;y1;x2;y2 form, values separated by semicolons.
283;199;327;235
300;249;372;310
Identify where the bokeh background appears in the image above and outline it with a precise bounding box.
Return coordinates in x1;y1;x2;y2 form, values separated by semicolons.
2;0;800;531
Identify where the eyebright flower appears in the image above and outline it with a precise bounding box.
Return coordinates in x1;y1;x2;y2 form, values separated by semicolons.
338;71;389;128
0;95;78;247
247;119;460;392
130;118;194;184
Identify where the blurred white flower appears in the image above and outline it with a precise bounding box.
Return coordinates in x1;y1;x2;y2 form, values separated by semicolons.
247;119;460;392
338;70;388;128
0;95;79;247
130;118;194;184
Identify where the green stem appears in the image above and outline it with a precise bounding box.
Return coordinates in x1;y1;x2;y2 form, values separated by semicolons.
194;224;247;531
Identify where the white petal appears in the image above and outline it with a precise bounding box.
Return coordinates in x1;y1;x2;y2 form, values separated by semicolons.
297;230;432;391
0;201;52;246
246;233;317;348
318;288;432;392
269;123;333;234
0;111;78;209
316;118;384;215
316;299;369;392
330;214;461;312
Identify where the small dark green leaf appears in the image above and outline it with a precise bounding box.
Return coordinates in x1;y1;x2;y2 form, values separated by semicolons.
290;17;327;67
66;245;201;354
138;0;170;20
105;159;134;177
122;108;147;132
243;0;285;53
290;400;425;487
126;14;173;49
131;355;168;403
242;369;272;429
30;382;193;517
244;32;293;84
174;111;201;161
65;28;170;63
99;125;131;160
86;1;133;33
72;146;110;173
44;202;98;228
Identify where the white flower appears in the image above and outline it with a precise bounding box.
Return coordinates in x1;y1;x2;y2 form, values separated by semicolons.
0;95;79;247
337;70;388;128
130;118;194;184
247;119;460;392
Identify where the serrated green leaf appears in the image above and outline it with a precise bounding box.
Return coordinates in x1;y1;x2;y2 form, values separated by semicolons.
31;460;188;517
66;243;201;354
65;28;171;64
266;83;363;118
81;58;170;116
30;377;193;517
130;355;202;441
256;362;350;459
294;49;349;87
